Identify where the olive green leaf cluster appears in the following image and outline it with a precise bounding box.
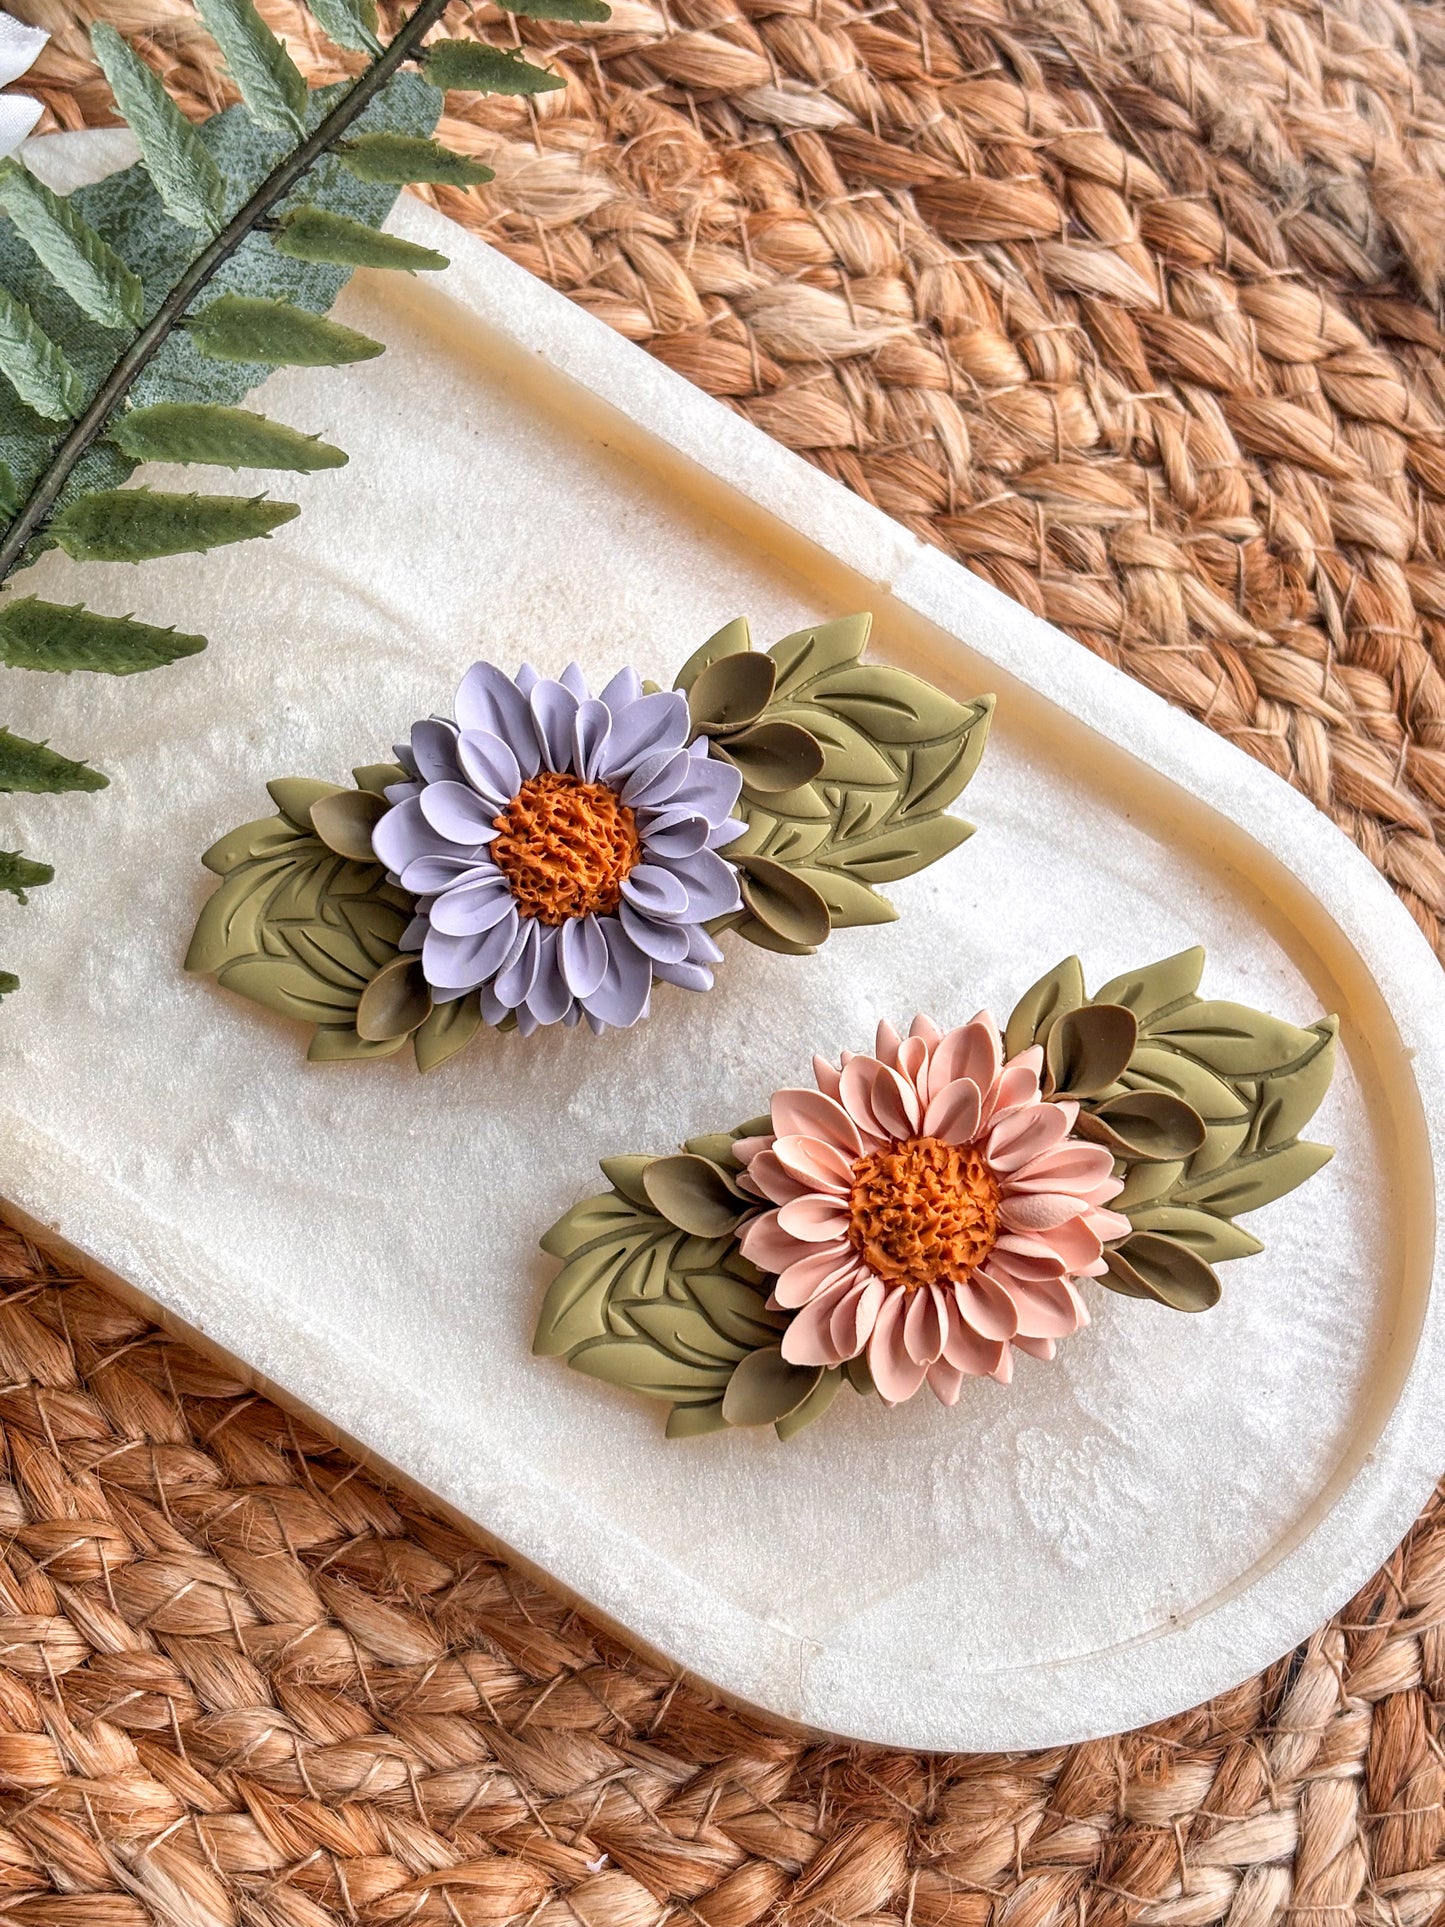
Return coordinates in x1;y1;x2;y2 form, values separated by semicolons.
1005;947;1338;1311
534;1129;872;1440
1;0;594;997
185;768;490;1073
677;614;994;953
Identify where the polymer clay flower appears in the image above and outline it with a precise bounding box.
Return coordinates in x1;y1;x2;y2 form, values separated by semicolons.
371;661;745;1034
735;1013;1131;1404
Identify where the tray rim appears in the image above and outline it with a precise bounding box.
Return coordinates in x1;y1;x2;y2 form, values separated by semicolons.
5;131;1444;1750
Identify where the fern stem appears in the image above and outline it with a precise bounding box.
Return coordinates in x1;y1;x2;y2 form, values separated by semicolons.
0;0;452;587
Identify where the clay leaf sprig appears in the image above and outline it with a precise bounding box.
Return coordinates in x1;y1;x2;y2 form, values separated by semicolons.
534;950;1338;1440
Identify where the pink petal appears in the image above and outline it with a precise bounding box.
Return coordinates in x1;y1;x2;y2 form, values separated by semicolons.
867;1292;929;1404
981;1244;1067;1287
839;1056;892;1140
985;1102;1075;1172
904;1284;947;1364
780;1276;857;1366
770;1089;865;1158
941;1315;1007;1377
909;1014;942;1049
1076;1174;1126;1207
991;1346;1014;1385
1008;1275;1088;1339
1013;1217;1103;1273
896;1033;929;1097
927;1013;1002;1103
922;1077;982;1145
1008;1142;1117;1192
954;1274;1019;1341
772;1134;855;1194
980;1052;1043;1127
829;1276;886;1357
812;1054;842;1101
869;1063;922;1138
927;1359;966;1406
998;1192;1089;1232
773;1248;867;1309
874;1018;903;1069
1086;1204;1132;1244
777;1194;852;1242
743;1151;814;1208
738;1209;826;1274
732;1134;774;1166
1013;1334;1057;1361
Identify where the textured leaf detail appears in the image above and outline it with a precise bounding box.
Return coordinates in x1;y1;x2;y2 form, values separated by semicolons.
0;597;206;675
338;132;494;186
0;850;54;903
0;285;83;420
111;402;347;472
0;727;107;794
185;292;386;365
1004;955;1085;1058
272;205;449;273
90;24;227;234
195;0;308;134
0;160;145;331
423;41;566;94
305;0;381;54
49;490;299;563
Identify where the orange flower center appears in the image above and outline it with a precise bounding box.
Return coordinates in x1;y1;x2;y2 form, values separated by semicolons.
848;1135;1001;1291
491;771;641;925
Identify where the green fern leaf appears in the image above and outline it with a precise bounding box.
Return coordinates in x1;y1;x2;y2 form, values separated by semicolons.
271;206;449;272
48;489;300;563
0;727;107;794
0;596;207;674
0;850;54;902
422;42;566;94
184;292;385;365
90;25;227;235
195;0;308;135
305;0;381;54
0;160;145;331
501;0;611;20
0;284;85;420
0;458;15;519
337;133;493;186
111;402;346;471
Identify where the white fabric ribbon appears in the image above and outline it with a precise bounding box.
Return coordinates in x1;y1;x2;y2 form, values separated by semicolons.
0;8;48;159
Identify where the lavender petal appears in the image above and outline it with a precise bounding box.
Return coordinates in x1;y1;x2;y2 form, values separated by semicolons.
651;958;714;993
371;795;430;875
560;913;609;998
637;809;709;859
429;876;516;937
410;717;462;786
596;689;690;779
621;747;692;809
455;661;536;772
668;847;742;920
582;923;652;1029
599;665;642;711
457;729;522;811
666;752;743;823
494;918;543;1007
619;902;691;963
573;699;612;781
621;862;690;920
524;927;575;1025
529;679;581;772
560;662;591;702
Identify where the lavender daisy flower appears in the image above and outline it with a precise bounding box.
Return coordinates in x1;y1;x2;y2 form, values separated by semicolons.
371;661;746;1035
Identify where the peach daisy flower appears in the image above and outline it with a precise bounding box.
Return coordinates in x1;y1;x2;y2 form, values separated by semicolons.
735;1012;1131;1405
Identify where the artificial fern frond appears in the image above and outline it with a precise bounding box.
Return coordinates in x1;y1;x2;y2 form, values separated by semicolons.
49;490;300;563
501;0;612;19
0;286;84;421
91;24;227;236
111;403;346;472
272;205;449;272
0;461;15;520
337;132;494;185
0;597;207;674
195;0;309;135
423;42;567;92
184;292;387;365
0;161;145;332
0;851;54;902
306;0;382;55
0;728;107;794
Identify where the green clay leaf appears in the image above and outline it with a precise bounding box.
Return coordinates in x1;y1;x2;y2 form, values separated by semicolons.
0;598;206;675
628;1301;750;1368
720;1347;821;1427
412;992;483;1073
267;775;344;831
1102;1234;1221;1313
305;0;381;53
687;651;776;735
1094;946;1205;1021
665;1402;729;1439
1118;1045;1249;1121
111;402;347;472
817;813;972;884
195;0;308;135
338;133;493;187
1175;1140;1334;1215
788;866;896;929
775;1366;842;1440
309;1023;407;1061
737;854;831;949
805;662;976;745
675;616;751;694
1045;1002;1137;1098
48;489;299;563
353;762;407;796
1077;1090;1206;1161
271;206;449;274
186;293;385;366
355;952;430;1042
768;614;871;697
1255;1019;1338;1147
422;41;566;95
0;850;54;903
90;25;227;234
598;1155;656;1209
1112;1158;1186;1212
720;720;825;793
568;1339;733;1402
1004;955;1085;1058
642;1155;747;1236
0;727;107;794
501;0;611;18
0;285;84;420
0;159;145;331
310;786;385;860
899;699;994;815
1122;1205;1263;1265
729;912;819;958
538;1187;660;1261
1143;1000;1321;1076
767;705;898;787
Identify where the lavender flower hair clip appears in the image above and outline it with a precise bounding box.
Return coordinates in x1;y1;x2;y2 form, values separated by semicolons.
186;615;994;1069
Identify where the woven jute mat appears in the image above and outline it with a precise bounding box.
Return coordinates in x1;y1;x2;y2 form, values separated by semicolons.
6;0;1445;1918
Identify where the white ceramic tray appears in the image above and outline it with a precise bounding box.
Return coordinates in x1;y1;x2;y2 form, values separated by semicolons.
3;132;1443;1753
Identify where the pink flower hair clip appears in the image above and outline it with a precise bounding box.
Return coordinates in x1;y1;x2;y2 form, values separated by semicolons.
535;949;1338;1439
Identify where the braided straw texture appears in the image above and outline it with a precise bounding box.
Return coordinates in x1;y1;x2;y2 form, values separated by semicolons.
5;0;1445;1914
